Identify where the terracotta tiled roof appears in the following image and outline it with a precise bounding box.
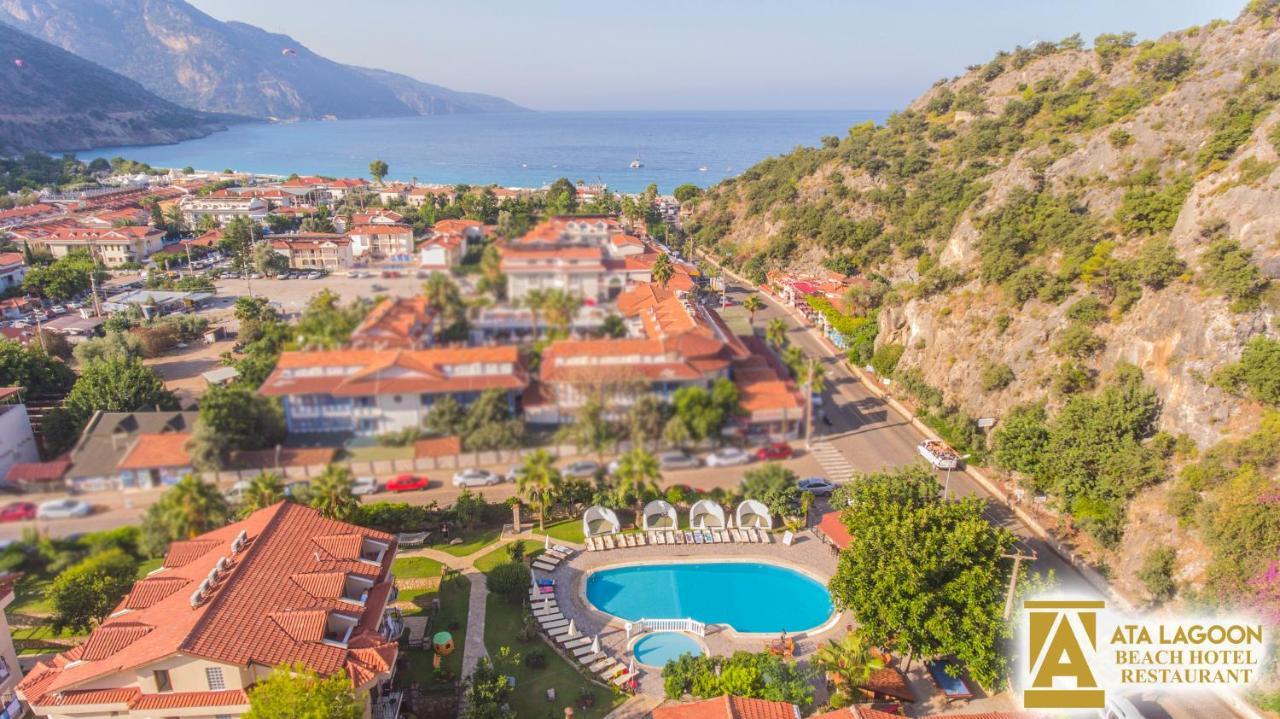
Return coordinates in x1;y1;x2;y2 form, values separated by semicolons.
350;296;434;350
291;571;346;598
653;696;800;719
812;710;1042;719
132;689;250;710
5;459;69;484
413;436;462;458
19;503;398;704
859;666;917;702
116;433;192;470
259;347;528;398
123;576;191;609
817;510;853;550
0;252;24;267
432;219;482;234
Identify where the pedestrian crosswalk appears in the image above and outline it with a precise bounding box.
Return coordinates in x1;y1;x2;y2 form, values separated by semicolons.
810;441;854;483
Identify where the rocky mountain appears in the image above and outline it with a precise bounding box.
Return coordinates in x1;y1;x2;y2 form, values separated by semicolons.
689;4;1280;612
0;22;224;152
0;0;524;120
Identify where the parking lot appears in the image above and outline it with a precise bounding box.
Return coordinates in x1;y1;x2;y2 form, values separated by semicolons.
211;271;435;313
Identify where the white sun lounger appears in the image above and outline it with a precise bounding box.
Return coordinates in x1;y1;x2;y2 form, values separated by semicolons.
585;537;596;551
656;532;666;545
665;530;676;544
625;534;636;548
553;543;575;555
636;533;647;546
572;644;598;658
562;635;591;649
746;529;758;543
611;670;633;686
548;624;574;638
532;561;557;572
589;656;617;673
542;620;569;632
533;605;559;617
758;528;772;543
537;611;564;624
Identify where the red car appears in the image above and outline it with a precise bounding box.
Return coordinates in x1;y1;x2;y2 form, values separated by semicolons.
755;442;794;461
387;474;429;492
0;502;36;522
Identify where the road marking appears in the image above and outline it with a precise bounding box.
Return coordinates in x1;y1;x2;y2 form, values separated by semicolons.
810;441;854;483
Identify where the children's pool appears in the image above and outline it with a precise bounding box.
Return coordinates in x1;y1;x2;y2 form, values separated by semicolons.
632;632;704;667
585;562;833;633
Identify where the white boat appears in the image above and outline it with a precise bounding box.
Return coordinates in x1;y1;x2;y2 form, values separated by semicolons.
698;166;708;172
629;159;643;169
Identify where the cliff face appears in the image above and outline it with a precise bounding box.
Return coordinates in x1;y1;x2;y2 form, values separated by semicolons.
0;0;525;121
0;22;224;152
691;7;1280;449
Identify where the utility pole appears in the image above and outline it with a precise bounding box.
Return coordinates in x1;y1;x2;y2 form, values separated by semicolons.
1002;548;1038;619
803;358;816;450
943;454;971;500
87;238;103;318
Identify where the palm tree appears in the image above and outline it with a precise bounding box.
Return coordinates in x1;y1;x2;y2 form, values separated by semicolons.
309;464;360;521
514;450;561;531
651;253;674;288
815;630;885;707
423;272;465;338
241;471;284;514
157;475;230;539
742;294;765;327
766;318;788;348
541;289;580;338
612;448;662;528
522;289;548;339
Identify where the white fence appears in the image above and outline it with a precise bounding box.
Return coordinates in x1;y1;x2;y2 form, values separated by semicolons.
631;618;706;637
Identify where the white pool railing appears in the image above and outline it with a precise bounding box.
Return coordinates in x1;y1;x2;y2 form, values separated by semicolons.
629;617;707;636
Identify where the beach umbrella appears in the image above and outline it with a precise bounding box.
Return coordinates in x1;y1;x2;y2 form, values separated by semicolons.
13;58;26;68
591;635;600;654
542;597;550;611
628;657;635;675
567;619;576;637
544;534;551;550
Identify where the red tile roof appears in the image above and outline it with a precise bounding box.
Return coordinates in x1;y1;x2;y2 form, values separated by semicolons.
18;503;399;705
817;510;853;549
812;710;1042;719
0;252;24;267
653;696;800;719
259;347;528;398
350;296;434;350
131;689;250;710
414;436;462;458
4;459;70;485
116;433;192;470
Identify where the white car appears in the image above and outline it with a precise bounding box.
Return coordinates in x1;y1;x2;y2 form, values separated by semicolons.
561;461;601;479
658;451;700;470
797;477;837;496
706;447;752;467
452;469;502;487
37;499;93;519
224;479;252;502
351;476;381;495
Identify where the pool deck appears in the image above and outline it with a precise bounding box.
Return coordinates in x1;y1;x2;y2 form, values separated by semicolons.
534;532;852;697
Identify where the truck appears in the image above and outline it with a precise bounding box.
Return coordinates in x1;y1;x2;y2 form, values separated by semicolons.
917;439;961;470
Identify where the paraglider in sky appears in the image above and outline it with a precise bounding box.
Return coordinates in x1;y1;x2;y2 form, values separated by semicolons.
281;48;296;57
13;58;25;68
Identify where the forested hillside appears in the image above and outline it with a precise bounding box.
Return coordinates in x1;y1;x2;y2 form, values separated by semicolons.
688;1;1280;672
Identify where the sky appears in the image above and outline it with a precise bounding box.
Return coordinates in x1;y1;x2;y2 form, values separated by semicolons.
189;0;1246;111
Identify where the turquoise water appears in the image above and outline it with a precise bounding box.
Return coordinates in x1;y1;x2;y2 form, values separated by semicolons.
87;110;890;193
586;562;833;633
633;632;703;667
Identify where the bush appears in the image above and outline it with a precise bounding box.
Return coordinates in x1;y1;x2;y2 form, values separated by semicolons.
869;343;905;377
1135;40;1192;82
523;648;547;669
1138;545;1178;602
1116;174;1192;235
1066;296;1108;325
486;561;533;604
980;362;1015;392
1201;239;1269;311
1053;361;1095;396
1135;239;1186;289
1053;322;1105;358
352;502;441;533
48;548;139;632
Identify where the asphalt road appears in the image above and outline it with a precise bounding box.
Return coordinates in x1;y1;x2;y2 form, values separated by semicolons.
719;280;1246;719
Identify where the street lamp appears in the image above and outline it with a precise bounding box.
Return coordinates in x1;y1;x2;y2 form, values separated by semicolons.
943;454;971;500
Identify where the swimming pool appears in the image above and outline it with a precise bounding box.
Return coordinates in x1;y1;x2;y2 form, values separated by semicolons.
585;561;833;633
632;632;703;667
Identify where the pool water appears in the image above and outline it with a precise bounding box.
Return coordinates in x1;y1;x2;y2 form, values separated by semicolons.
586;562;833;633
633;632;703;667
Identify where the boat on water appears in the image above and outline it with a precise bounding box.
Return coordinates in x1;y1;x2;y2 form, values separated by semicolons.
698;166;708;172
630;159;643;169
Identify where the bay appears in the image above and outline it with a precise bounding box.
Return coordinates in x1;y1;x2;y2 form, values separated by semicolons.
88;110;891;193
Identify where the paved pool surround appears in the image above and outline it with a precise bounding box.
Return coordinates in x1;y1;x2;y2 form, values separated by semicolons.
538;533;850;697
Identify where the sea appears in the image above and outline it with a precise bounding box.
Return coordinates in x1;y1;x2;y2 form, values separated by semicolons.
87;110;891;193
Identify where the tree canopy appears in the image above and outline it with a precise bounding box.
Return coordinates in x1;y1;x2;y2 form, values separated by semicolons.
244;664;362;719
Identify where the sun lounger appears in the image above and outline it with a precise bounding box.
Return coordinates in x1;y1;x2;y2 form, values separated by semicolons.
635;533;646;546
681;531;692;543
542;620;569;632
576;649;600;663
548;625;573;639
572;644;598;658
533;605;559;617
608;535;619;549
537;611;564;624
562;635;591;649
532;561;557;572
665;530;676;544
589;656;617;673
585;537;596;551
545;549;568;561
927;659;974;701
692;531;703;544
611;670;633;687
626;534;636;547
758;528;772;543
552;543;574;555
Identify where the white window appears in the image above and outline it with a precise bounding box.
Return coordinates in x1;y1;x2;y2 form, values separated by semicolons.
206;666;226;691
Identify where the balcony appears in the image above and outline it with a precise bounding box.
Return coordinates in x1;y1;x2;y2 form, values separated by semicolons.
373;691;403;719
381;608;404;641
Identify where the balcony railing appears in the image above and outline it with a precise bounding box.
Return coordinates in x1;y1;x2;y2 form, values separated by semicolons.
373;691;403;719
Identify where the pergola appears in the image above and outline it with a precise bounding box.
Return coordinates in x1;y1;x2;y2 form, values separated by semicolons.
735;499;773;529
688;499;726;529
582;505;621;537
641;499;678;530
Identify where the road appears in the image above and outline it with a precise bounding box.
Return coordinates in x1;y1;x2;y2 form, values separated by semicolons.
720;280;1246;719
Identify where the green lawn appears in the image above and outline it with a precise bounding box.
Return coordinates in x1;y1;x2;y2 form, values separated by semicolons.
473;541;545;574
137;557;164;577
11;624;87;654
392;555;443;580
429;526;502;557
342;444;414;463
483;592;622;719
532;518;585;544
397;571;471;690
10;573;53;617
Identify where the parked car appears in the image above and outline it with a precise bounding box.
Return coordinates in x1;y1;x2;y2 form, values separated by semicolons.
505;465;525;483
452;469;502;487
658;451;700;470
797;477;837;496
224;479;252;502
561;461;601;479
351;476;381;495
706;447;752;467
37;498;93;519
755;442;794;461
0;502;36;522
387;474;429;492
